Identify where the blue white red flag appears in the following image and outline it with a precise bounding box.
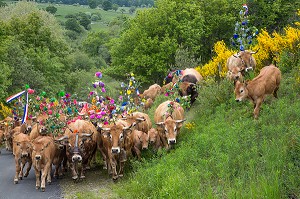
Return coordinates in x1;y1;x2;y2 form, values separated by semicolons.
6;90;26;103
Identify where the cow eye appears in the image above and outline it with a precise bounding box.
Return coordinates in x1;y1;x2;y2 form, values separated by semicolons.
240;89;244;93
109;134;112;140
119;133;123;140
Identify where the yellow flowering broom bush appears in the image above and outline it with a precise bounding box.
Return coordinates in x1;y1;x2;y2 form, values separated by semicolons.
0;102;12;119
196;11;300;79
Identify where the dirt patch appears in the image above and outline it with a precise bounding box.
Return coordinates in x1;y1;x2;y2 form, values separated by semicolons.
60;164;121;199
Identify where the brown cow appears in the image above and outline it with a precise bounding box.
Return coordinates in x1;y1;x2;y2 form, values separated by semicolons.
227;50;258;81
234;64;281;119
131;129;149;160
143;98;154;111
154;100;185;149
12;133;32;184
29;122;48;141
147;128;162;151
32;136;56;192
58;120;99;181
98;121;133;181
140;84;162;101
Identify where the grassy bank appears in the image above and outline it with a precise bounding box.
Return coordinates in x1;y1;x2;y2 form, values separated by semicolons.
65;68;299;198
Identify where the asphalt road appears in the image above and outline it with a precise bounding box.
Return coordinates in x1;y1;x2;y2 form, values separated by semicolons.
0;148;62;199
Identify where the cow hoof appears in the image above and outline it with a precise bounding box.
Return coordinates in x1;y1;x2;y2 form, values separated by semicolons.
18;177;23;180
72;176;78;181
14;180;18;184
41;187;45;192
36;186;40;190
47;181;51;185
80;175;86;179
112;177;118;182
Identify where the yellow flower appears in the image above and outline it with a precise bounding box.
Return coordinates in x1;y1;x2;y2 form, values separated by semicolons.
127;90;131;95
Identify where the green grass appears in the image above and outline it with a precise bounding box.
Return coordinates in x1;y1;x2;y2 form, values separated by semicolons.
36;3;137;31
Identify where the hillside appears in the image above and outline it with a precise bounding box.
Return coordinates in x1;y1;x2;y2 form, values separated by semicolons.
59;68;299;198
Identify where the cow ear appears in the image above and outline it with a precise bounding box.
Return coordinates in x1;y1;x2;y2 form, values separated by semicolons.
155;122;165;127
234;79;238;87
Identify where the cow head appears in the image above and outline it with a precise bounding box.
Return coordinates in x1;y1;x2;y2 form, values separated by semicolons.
148;128;159;145
60;132;93;163
32;139;52;161
99;124;132;154
137;130;149;150
156;118;186;146
234;50;258;71
15;141;32;158
234;80;249;102
227;66;243;81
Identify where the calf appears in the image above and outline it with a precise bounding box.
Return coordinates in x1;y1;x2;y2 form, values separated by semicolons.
13;133;32;184
131;129;149;160
32;136;56;192
148;128;162;151
234;64;281;119
154;100;186;150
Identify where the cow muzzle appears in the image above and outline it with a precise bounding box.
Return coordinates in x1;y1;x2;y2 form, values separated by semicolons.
235;99;242;102
72;154;82;162
111;147;120;154
35;155;41;160
168;139;176;145
21;153;29;158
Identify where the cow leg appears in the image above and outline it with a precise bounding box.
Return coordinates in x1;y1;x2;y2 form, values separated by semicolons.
69;162;78;181
134;146;141;160
19;161;25;180
110;157;118;181
253;98;263;119
40;169;47;192
80;165;86;179
24;159;32;178
46;164;52;185
273;87;279;98
35;169;41;190
14;159;21;184
118;149;127;178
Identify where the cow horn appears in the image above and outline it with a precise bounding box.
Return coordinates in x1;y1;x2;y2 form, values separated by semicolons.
155;122;164;126
175;119;186;123
250;48;259;54
136;117;145;121
99;126;110;131
81;133;93;137
56;135;68;141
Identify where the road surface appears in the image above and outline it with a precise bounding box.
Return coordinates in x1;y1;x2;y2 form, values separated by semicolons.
0;148;62;199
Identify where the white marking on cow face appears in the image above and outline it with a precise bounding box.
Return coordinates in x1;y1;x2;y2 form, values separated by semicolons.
72;154;82;162
111;147;120;154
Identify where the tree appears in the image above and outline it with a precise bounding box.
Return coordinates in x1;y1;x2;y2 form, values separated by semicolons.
102;0;112;11
112;3;119;12
88;0;98;9
247;0;300;33
78;12;91;30
129;6;136;14
65;18;84;33
45;5;57;14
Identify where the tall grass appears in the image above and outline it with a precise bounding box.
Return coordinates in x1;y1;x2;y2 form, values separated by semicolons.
114;68;300;198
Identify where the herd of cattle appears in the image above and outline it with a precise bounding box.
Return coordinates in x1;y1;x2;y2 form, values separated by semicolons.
0;50;281;192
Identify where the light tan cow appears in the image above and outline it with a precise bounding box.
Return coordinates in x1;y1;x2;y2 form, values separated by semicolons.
140;84;162;101
98;121;133;181
12;133;32;184
172;68;203;83
154;100;185;149
32;136;56;192
234;64;281;119
227;50;258;81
